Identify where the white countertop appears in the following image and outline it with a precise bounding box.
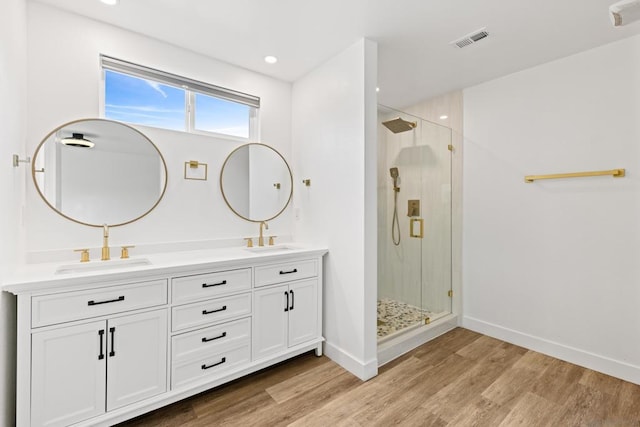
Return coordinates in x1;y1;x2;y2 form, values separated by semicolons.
2;244;328;295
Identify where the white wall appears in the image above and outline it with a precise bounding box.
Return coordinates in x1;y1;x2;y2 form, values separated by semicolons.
463;35;640;384
26;3;292;256
292;39;378;380
0;0;27;423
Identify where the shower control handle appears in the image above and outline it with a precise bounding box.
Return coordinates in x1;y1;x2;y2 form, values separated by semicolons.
408;200;420;217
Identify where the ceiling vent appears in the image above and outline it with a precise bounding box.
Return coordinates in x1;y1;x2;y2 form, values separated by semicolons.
450;27;489;48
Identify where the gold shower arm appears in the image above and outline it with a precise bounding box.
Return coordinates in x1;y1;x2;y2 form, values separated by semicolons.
524;168;625;183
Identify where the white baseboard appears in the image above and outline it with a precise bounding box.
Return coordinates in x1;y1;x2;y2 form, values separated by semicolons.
324;341;378;381
463;316;640;386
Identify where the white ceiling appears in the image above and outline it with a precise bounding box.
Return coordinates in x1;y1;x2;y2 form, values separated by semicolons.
35;0;640;108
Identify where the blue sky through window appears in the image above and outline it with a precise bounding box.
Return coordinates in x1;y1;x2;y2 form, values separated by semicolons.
105;70;185;131
194;93;250;138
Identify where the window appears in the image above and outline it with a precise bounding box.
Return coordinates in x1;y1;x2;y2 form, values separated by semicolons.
194;92;251;138
101;55;259;139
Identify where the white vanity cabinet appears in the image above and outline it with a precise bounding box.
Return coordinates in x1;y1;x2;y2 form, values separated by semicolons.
31;321;107;427
32;309;168;426
105;310;168;411
253;279;319;360
29;283;169;427
7;248;325;427
253;259;321;360
169;268;253;389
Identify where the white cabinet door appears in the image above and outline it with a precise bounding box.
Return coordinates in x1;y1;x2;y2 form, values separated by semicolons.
106;309;168;411
253;285;288;360
288;279;318;347
31;321;106;427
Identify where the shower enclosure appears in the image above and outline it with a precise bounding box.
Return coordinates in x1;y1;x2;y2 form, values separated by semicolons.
377;105;452;342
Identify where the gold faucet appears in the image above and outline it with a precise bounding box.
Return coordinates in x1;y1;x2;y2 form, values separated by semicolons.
101;224;110;261
258;221;269;247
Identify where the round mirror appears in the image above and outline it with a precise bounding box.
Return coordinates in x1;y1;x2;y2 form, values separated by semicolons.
32;118;168;227
220;143;293;222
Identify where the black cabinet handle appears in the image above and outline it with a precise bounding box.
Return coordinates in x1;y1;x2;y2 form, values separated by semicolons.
98;329;105;360
202;332;227;343
279;268;298;275
202;280;227;288
201;357;226;370
88;296;125;306
202;305;227;315
290;290;295;310
109;327;116;357
284;291;289;312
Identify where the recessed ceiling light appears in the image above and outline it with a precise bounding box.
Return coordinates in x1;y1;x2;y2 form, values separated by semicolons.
376;87;380;92
100;0;118;5
264;56;278;64
439;115;448;120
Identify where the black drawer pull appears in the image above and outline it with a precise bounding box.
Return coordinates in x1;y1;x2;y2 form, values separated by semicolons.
109;327;116;357
279;268;298;275
284;291;289;312
202;305;227;315
202;332;227;343
98;329;105;360
88;296;125;306
290;290;295;311
202;357;226;370
202;280;227;288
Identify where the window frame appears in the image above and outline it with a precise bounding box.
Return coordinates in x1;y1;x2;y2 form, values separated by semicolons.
99;55;259;141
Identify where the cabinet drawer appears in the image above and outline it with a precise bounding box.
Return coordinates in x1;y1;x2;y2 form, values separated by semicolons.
172;293;251;332
254;259;318;287
32;280;168;328
172;317;250;363
171;343;250;389
172;268;251;304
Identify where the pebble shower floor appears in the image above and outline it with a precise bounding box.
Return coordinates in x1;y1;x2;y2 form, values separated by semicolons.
377;298;435;338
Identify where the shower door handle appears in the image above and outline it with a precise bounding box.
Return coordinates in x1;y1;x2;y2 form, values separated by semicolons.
410;218;424;238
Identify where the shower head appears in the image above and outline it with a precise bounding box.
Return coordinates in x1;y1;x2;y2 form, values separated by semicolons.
382;117;417;134
390;167;400;191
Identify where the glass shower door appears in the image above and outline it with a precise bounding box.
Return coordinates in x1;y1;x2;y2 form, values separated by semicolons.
419;120;452;323
377;105;452;341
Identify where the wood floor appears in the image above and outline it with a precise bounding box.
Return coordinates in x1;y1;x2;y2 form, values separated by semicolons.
118;328;640;426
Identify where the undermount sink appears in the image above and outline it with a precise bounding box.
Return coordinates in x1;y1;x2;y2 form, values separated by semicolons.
244;244;296;253
55;258;152;275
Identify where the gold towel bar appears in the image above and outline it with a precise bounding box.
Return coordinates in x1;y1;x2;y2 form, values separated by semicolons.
524;168;625;183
